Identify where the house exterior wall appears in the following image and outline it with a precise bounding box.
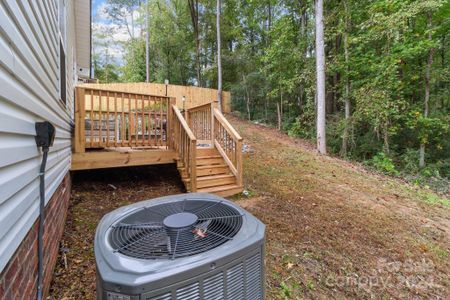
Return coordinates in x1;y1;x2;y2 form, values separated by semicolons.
0;174;71;299
0;0;78;275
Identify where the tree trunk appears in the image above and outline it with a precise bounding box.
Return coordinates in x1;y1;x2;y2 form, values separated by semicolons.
216;0;223;111
277;89;283;131
419;13;434;168
188;0;201;86
243;75;251;120
315;0;326;154
131;9;135;39
341;0;351;157
246;91;251;121
281;89;284;130
145;0;150;83
277;102;281;131
383;122;390;154
246;95;251;121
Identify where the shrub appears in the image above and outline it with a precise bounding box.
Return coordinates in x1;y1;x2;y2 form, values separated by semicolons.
368;152;399;175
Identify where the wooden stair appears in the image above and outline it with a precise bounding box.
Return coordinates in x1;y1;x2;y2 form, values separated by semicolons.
171;103;243;198
177;147;243;197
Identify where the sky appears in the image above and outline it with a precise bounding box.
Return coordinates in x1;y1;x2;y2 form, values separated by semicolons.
92;0;105;20
92;0;134;65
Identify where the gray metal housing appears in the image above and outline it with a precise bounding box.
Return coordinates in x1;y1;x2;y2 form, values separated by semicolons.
95;193;265;300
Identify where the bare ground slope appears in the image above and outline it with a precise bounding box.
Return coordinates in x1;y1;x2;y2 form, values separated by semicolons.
230;115;449;299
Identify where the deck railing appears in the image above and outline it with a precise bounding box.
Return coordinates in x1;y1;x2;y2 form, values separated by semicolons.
74;87;174;153
74;85;242;191
187;102;214;141
213;108;243;186
170;105;197;191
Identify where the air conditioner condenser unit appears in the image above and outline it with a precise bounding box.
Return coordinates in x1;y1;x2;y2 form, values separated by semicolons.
95;193;265;300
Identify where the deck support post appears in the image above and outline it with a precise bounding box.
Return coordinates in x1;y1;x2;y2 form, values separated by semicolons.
74;87;86;153
236;139;243;186
168;97;176;150
190;139;197;192
210;102;215;147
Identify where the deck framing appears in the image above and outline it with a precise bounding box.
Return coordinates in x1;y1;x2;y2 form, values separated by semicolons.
71;149;177;170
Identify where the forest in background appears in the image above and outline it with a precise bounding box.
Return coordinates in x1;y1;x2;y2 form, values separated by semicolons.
93;0;449;194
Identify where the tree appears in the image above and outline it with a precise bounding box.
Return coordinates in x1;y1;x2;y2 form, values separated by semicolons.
419;12;435;168
122;39;147;82
315;0;326;154
105;0;142;39
188;0;201;86
145;0;150;82
216;0;223;111
341;0;351;157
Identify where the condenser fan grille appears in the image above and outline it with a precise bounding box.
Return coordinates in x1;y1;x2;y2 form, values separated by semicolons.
108;198;243;259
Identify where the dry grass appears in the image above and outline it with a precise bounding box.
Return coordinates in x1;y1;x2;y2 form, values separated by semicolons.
231;115;449;299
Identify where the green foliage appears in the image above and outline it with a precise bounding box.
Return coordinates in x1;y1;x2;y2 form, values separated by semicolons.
400;148;421;174
287;103;315;140
279;281;292;299
406;112;449;146
368;152;399;175
122;39;147;82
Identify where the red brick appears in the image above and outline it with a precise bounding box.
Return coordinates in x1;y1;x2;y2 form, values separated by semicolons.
2;288;12;300
0;278;5;298
0;173;71;300
2;258;18;290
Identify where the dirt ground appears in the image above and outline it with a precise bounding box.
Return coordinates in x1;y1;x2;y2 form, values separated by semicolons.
49;116;449;300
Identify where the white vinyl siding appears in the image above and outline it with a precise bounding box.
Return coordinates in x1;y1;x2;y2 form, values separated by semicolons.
0;0;77;271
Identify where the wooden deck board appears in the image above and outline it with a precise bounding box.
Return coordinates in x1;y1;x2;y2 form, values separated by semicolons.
71;148;177;170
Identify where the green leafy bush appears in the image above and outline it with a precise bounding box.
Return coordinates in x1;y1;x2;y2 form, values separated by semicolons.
399;148;421;174
368;152;399;175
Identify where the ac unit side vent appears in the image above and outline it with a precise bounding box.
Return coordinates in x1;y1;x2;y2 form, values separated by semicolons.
203;271;224;299
146;292;171;300
245;253;263;299
226;262;244;300
176;282;200;300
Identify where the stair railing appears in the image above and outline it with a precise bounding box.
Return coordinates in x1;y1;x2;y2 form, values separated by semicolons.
187;102;213;141
170;105;197;191
212;108;243;186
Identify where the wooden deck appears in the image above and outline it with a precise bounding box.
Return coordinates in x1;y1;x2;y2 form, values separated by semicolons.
72;86;243;197
71;148;176;171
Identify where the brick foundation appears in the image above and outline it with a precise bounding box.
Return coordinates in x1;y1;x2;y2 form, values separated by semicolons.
0;173;71;300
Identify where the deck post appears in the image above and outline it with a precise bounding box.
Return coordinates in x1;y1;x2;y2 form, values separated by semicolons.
168;97;176;149
210;102;215;146
74;87;86;153
190;139;197;192
236;139;243;186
